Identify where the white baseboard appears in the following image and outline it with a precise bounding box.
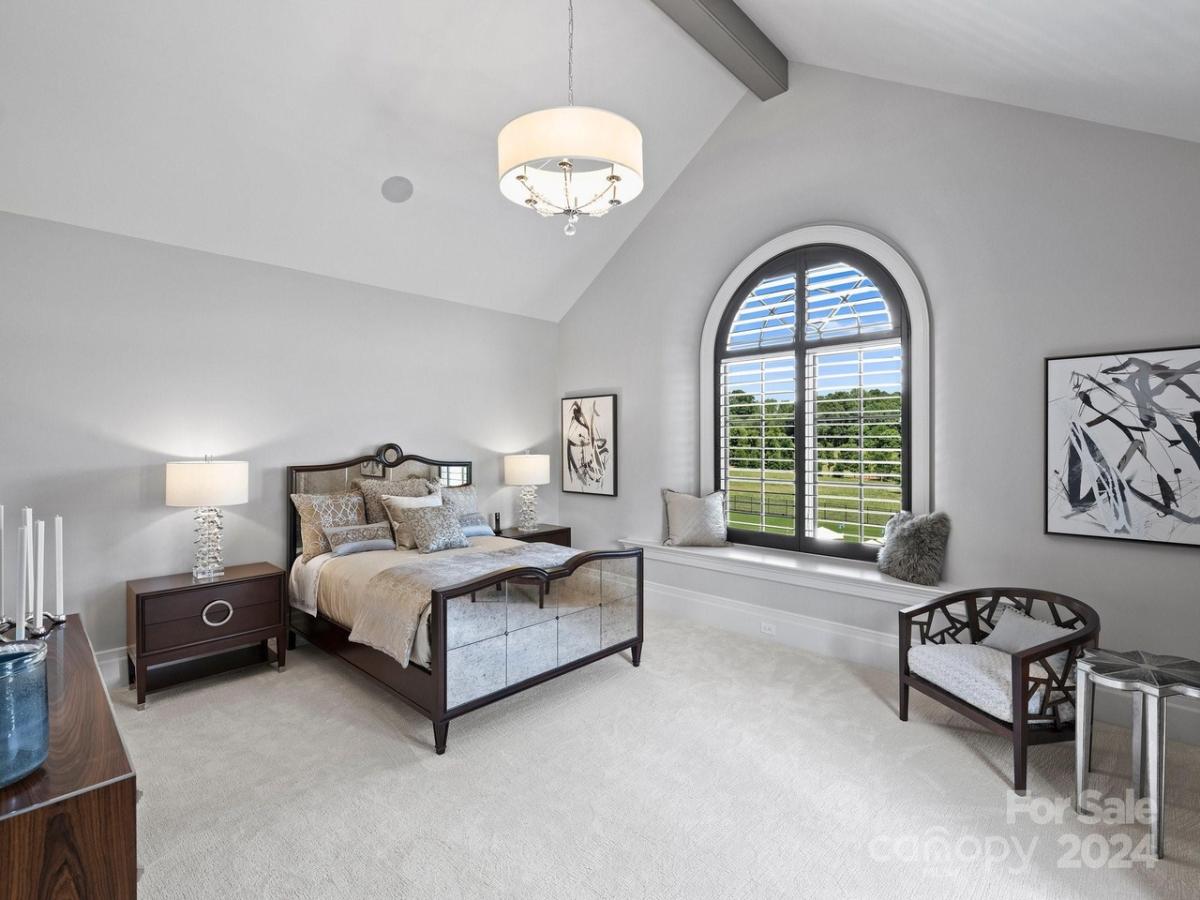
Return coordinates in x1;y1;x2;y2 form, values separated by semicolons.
95;646;127;689
644;579;1200;746
646;579;897;670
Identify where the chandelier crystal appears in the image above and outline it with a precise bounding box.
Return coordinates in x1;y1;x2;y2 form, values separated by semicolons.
497;1;643;236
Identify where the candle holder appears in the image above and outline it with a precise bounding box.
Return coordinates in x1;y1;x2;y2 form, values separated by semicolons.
43;612;66;626
0;618;14;637
24;615;49;640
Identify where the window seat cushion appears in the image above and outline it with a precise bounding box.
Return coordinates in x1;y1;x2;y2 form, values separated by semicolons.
907;643;1074;724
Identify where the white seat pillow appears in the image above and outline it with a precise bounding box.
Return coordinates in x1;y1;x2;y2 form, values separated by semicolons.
908;643;1074;724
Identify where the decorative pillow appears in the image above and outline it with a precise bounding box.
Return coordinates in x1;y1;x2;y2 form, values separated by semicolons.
396;506;470;554
291;492;366;561
459;512;495;538
325;522;395;557
876;511;950;586
981;605;1075;677
381;493;444;549
440;485;478;520
354;477;440;524
662;489;729;547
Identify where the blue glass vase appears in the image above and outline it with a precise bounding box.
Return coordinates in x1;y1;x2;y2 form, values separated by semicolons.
0;640;50;789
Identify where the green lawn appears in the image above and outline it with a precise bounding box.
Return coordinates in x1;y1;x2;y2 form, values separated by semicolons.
724;468;899;543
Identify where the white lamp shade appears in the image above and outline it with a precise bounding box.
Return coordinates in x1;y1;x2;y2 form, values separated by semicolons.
497;106;644;209
165;460;249;507
504;454;551;486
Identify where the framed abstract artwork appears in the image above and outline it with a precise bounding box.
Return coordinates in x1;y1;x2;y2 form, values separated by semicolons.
562;394;617;496
1045;344;1200;547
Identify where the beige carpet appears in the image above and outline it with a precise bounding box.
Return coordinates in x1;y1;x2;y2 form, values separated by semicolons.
112;613;1200;900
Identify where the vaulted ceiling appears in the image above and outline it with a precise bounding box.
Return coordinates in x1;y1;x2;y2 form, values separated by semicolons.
3;1;1198;322
738;0;1200;144
0;0;745;321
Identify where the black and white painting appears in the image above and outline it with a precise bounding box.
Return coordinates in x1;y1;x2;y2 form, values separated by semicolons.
562;394;617;496
1046;345;1200;547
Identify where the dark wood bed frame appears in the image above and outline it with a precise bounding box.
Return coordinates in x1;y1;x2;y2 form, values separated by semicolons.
285;443;644;754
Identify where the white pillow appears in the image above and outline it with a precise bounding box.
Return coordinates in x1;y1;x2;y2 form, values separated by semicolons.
980;605;1074;677
382;493;443;549
662;489;729;547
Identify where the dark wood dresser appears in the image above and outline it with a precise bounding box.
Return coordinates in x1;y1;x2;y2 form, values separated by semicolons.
0;614;137;899
126;563;286;708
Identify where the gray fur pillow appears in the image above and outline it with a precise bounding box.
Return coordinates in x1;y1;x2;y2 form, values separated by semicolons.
877;511;950;586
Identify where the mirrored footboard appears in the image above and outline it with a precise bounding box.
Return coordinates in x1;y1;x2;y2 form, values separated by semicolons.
432;551;642;713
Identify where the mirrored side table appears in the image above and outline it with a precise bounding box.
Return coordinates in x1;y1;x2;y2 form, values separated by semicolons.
1075;649;1200;859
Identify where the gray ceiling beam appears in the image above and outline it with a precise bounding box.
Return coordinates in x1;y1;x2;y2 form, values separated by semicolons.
648;0;788;100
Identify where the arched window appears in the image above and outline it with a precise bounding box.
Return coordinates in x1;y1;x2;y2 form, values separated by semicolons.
712;242;912;561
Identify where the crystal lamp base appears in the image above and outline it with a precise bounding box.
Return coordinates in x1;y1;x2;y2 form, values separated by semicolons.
192;506;226;580
518;485;539;532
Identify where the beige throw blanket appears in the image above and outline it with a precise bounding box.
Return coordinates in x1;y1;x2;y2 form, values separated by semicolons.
350;543;580;666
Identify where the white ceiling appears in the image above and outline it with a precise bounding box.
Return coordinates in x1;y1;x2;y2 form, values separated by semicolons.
4;2;1198;323
740;0;1200;144
0;0;745;321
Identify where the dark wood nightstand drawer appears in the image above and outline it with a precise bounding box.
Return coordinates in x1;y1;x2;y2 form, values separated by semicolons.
539;529;572;547
142;576;280;625
143;598;281;652
498;524;572;547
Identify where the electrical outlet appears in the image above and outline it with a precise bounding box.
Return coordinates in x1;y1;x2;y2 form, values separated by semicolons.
760;621;777;636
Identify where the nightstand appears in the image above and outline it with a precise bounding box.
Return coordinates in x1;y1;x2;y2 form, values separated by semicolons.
126;562;286;708
497;523;572;546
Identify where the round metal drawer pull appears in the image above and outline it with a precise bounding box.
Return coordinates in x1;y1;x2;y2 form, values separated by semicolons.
201;599;234;627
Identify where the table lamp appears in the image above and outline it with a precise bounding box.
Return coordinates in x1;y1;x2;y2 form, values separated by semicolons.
504;454;550;532
165;459;249;580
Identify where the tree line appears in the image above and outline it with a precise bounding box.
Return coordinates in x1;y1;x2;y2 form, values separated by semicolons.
726;388;902;476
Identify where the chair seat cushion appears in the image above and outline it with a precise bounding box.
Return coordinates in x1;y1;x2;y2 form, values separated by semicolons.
908;643;1074;724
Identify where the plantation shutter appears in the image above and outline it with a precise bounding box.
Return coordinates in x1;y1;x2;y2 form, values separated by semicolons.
715;246;908;561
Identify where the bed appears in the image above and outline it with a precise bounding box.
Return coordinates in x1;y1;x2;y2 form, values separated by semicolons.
285;443;644;754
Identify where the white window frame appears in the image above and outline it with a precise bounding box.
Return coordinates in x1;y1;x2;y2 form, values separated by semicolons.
700;224;932;517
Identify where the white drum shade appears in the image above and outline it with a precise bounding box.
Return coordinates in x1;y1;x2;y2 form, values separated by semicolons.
165;460;249;507
498;106;644;211
504;454;551;486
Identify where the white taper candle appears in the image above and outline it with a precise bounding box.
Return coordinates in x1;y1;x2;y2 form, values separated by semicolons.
21;508;32;619
35;520;45;625
16;525;27;640
55;515;64;617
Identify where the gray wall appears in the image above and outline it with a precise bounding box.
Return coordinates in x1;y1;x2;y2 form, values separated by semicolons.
0;212;559;653
558;66;1200;716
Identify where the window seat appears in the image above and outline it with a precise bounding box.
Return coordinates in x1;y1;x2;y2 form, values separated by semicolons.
618;538;955;607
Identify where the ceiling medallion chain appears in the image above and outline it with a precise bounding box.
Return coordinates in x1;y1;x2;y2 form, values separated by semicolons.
496;0;644;236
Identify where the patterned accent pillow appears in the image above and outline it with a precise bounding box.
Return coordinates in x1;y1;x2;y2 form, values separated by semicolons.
381;493;444;549
662;489;729;547
291;492;366;561
459;512;495;538
324;522;395;557
440;484;478;520
397;506;470;554
354;478;440;524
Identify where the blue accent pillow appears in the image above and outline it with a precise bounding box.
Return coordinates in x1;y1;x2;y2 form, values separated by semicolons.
459;512;495;538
